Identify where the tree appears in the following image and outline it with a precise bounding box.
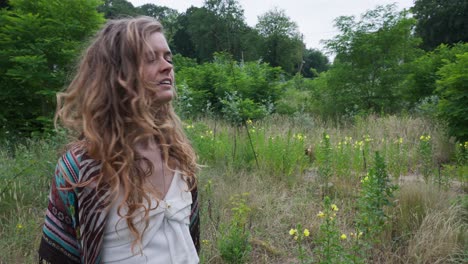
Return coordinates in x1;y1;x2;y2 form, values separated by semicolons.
404;43;468;108
0;0;104;135
436;52;468;141
256;8;304;75
320;4;421;117
302;48;329;78
0;0;9;9
172;9;197;58
412;0;468;50
137;4;180;45
172;0;253;62
97;0;137;19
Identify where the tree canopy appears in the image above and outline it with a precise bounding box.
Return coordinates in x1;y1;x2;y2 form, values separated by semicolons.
1;0;467;141
0;0;104;135
412;0;468;50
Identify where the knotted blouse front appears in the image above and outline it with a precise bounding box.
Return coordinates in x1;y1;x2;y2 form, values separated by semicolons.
101;171;199;263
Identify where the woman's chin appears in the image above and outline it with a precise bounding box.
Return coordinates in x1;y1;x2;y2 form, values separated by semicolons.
155;90;174;104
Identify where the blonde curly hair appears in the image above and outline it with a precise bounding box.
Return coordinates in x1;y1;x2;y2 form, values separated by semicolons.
55;16;197;251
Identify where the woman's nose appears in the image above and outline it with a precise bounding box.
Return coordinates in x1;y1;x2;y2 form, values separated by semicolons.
160;59;173;72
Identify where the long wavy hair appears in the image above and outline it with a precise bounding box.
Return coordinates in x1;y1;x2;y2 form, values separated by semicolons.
55;16;197;251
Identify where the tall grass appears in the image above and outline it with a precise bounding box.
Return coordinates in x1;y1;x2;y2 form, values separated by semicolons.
0;115;466;263
0;137;66;263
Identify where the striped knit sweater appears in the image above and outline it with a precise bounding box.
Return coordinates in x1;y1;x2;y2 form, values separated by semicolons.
38;146;200;264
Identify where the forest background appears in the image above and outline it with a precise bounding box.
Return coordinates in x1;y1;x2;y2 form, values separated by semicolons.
0;0;467;263
0;0;466;141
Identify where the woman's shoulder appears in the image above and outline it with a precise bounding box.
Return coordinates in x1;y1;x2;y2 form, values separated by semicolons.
58;142;101;183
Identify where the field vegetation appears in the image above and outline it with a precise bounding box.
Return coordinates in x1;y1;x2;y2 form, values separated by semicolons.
1;115;466;263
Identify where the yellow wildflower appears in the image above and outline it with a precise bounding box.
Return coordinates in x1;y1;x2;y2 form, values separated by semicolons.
325;134;330;139
246;119;253;125
303;229;310;237
202;239;210;245
289;228;298;236
340;234;347;240
331;204;339;211
420;135;431;142
294;133;304;140
317;211;325;218
16;223;23;230
294;235;299;240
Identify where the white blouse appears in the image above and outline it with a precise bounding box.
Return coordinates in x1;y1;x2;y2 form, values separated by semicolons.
101;172;199;264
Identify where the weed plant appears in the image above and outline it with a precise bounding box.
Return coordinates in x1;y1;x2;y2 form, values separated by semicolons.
354;152;397;260
217;193;252;264
313;196;348;263
419;135;433;182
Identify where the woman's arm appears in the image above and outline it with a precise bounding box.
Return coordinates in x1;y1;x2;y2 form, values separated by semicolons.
38;151;81;263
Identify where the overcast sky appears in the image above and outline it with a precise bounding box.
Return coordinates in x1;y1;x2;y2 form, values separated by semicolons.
128;0;414;51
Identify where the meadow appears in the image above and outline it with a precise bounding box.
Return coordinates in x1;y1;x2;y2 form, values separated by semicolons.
0;114;466;263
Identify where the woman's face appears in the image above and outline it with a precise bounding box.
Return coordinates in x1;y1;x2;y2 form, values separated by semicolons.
143;32;174;104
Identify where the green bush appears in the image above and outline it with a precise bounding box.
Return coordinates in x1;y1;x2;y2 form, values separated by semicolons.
435;52;468;142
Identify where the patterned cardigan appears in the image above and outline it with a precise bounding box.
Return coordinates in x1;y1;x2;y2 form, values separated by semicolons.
38;146;200;264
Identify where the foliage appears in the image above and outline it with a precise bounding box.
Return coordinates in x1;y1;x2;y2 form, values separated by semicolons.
435;52;468;142
404;43;468;109
302;48;330;78
275;74;315;115
412;0;468;50
185;119;309;181
313;196;348;263
319;4;422;119
0;135;67;263
288;224;311;264
418;135;433;181
137;4;180;45
217;193;252;264
315;133;333;195
220;92;270;126
0;0;104;136
172;1;257;63
355;152;397;259
97;0;138;18
256;7;304;75
175;52;281;118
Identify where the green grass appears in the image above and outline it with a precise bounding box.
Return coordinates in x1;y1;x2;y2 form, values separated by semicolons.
0;115;466;263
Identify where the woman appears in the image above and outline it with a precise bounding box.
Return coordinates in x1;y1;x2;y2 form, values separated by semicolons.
38;17;199;263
